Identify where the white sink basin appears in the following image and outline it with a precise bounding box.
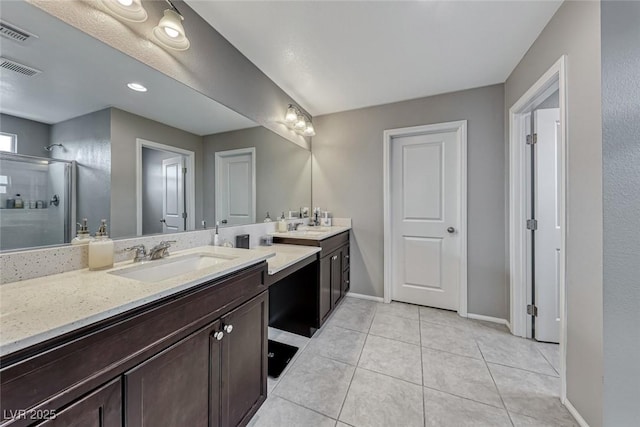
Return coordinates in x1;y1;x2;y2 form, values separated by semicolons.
110;253;237;283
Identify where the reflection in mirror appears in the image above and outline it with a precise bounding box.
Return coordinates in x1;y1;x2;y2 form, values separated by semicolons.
0;1;311;251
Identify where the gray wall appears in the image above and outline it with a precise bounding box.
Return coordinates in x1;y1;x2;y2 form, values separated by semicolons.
203;126;311;226
110;108;204;239
51;109;111;234
0;113;51;157
602;1;640;425
504;1;603;425
141;148;177;235
30;0;310;149
313;84;506;318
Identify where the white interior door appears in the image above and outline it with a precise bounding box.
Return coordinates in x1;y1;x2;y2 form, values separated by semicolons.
215;148;256;226
162;156;185;233
391;129;462;310
533;108;561;343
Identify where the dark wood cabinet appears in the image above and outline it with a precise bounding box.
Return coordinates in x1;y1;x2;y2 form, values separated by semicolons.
34;379;121;427
319;254;332;322
1;263;268;427
124;321;219;427
220;291;268;427
273;231;350;328
330;250;343;307
123;291;267;427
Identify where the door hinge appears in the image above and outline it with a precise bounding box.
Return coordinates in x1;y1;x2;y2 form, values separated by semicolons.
527;304;538;317
526;219;538;230
526;133;537;145
182;212;187;219
182;167;187;174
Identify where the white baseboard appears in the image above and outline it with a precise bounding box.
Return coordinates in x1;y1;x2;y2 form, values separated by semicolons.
466;313;509;326
564;398;590;427
345;292;384;303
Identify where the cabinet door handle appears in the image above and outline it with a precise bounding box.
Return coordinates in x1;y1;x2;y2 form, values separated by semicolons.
345;255;350;259
332;255;338;261
224;324;234;334
346;280;350;284
214;331;224;340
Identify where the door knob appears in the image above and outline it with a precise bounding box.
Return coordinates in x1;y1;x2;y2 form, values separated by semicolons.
214;331;224;340
447;227;456;234
223;324;233;334
160;218;166;223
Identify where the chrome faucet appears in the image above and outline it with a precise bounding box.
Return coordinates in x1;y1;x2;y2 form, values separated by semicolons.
149;240;176;260
287;222;303;231
124;244;148;263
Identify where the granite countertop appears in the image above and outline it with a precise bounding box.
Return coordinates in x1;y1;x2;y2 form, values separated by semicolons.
0;246;274;357
269;225;351;241
256;244;321;275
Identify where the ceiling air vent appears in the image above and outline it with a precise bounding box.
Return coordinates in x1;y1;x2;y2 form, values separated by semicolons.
0;21;37;44
0;57;41;77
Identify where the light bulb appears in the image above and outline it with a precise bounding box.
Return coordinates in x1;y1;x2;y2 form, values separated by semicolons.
294;115;306;130
164;26;180;38
117;0;133;6
303;123;315;136
285;106;297;123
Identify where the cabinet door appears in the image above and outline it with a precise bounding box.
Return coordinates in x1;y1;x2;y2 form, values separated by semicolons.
319;255;332;322
35;379;121;427
125;320;221;427
330;250;343;307
342;268;350;295
220;291;268;427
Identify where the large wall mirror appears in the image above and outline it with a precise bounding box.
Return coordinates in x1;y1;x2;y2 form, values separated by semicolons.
0;1;311;251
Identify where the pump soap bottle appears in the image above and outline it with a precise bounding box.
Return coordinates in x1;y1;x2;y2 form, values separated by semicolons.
88;219;114;270
72;218;93;245
213;221;220;246
278;212;287;232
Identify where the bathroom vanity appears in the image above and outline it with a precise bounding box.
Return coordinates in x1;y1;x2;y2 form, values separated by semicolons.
0;248;271;427
271;227;351;335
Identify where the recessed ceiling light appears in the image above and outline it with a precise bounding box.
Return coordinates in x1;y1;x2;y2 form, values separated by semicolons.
127;82;147;92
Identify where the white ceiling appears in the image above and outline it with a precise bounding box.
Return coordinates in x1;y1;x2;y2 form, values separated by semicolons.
0;1;255;135
187;0;562;116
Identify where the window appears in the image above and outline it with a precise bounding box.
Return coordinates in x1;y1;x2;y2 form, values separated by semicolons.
0;132;17;153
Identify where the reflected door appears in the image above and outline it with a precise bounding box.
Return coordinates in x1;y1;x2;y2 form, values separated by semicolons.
162;156;185;233
215;148;256;226
391;129;461;310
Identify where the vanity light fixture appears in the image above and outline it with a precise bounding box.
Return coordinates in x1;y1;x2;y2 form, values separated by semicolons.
98;0;148;23
283;104;315;137
127;82;147;92
152;0;190;51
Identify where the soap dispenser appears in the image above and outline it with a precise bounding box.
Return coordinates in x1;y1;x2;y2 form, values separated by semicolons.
88;219;114;270
72;218;93;245
277;212;287;232
213;221;220;246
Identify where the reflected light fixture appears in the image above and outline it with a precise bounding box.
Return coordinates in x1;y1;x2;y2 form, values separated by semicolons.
127;82;147;92
153;0;190;51
284;104;315;137
98;0;148;23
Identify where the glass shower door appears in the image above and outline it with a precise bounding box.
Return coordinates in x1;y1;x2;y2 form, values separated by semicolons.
0;153;74;251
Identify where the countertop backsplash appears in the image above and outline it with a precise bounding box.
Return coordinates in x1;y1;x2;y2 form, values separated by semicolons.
0;218;352;284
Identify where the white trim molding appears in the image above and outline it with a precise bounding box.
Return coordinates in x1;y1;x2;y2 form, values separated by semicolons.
508;55;568;402
135;138;196;236
466;313;510;328
383;120;468;316
564;399;590;427
345;292;384;303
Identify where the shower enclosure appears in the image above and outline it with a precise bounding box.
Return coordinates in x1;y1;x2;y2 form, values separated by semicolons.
0;152;75;251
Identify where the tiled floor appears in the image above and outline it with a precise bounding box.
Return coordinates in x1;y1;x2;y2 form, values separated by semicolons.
250;297;578;427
